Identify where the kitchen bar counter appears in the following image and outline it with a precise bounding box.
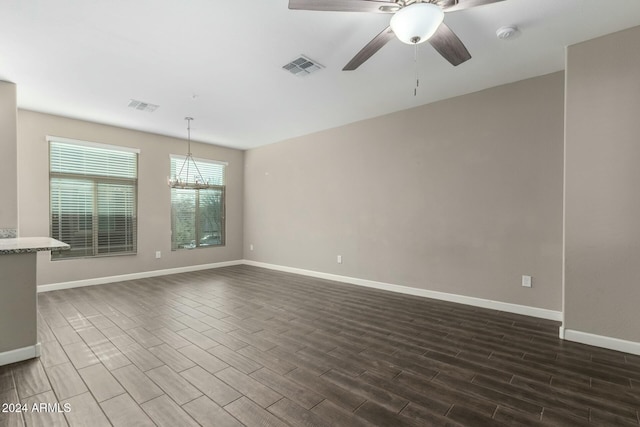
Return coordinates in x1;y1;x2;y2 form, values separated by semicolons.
0;236;68;366
0;237;69;254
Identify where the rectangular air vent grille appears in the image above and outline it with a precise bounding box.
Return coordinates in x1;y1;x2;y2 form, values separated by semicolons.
128;99;159;112
282;55;324;76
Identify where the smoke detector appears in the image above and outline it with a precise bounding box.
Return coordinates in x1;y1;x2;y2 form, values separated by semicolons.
496;26;519;40
282;55;324;76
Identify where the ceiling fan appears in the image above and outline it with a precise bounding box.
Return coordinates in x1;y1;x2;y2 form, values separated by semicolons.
289;0;506;70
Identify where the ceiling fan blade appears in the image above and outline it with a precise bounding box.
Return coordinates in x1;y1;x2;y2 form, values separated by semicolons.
343;26;395;71
289;0;396;13
428;23;471;66
443;0;506;12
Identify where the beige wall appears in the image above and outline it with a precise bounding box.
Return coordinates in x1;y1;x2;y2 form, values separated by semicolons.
564;26;640;341
0;254;37;353
17;110;244;285
0;81;18;231
244;72;565;310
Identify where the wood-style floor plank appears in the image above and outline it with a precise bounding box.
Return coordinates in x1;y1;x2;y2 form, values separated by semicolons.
144;365;202;405
140;395;200;427
1;265;639;426
182;396;243;427
61;392;110;427
20;390;68;427
100;393;154;427
224;396;289;427
180;366;242;406
12;360;51;400
110;364;163;404
77;363;124;403
214;367;282;408
43;363;87;401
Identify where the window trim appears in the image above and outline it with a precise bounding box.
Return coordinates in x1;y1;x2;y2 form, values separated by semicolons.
169;154;226;251
48;137;139;260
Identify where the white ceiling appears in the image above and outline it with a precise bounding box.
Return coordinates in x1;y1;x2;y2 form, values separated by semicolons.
1;0;640;150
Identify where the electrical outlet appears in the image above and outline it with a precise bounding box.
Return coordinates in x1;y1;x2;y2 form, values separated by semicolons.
337;255;342;264
250;244;254;251
155;251;161;259
522;275;532;288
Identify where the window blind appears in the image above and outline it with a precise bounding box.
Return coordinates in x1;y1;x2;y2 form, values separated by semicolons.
51;141;138;178
50;140;138;259
170;155;226;186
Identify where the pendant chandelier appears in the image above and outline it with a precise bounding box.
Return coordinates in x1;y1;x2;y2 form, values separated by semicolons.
167;117;210;189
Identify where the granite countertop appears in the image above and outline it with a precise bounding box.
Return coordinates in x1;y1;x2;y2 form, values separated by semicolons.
0;237;70;255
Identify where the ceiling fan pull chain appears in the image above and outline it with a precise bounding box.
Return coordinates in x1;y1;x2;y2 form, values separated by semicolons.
414;43;420;96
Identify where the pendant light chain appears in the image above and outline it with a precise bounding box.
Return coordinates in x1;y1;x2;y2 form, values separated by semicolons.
187;117;192;156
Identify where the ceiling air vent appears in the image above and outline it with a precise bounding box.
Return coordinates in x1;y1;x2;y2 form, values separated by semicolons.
127;99;159;112
282;55;324;76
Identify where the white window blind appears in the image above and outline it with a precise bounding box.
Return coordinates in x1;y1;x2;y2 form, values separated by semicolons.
170;155;226;186
50;139;138;259
170;156;225;250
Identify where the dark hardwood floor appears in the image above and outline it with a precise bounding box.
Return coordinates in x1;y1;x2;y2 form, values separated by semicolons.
1;265;639;426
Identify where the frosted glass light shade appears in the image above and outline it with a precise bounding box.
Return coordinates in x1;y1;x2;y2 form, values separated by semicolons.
390;3;444;45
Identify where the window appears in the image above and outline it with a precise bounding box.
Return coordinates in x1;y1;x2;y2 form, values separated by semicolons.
49;138;138;259
170;156;226;250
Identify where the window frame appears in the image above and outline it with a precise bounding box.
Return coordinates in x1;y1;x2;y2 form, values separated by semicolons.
48;136;139;260
169;154;227;251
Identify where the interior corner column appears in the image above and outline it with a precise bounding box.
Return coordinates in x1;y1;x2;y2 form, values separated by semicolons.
0;81;18;235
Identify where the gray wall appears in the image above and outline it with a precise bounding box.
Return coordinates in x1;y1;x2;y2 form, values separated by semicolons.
565;26;640;342
0;81;18;232
244;72;565;311
17;110;244;285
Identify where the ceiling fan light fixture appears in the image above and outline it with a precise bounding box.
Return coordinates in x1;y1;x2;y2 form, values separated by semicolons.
390;3;444;45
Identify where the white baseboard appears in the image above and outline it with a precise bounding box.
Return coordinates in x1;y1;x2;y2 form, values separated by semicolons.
35;258;640;356
563;329;640;356
242;260;563;322
37;260;244;293
0;343;41;366
38;258;562;321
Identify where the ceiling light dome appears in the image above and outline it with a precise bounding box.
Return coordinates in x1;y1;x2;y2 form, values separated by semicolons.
390;3;444;45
